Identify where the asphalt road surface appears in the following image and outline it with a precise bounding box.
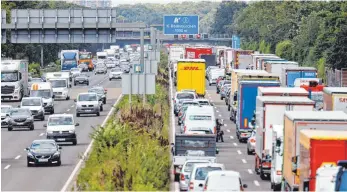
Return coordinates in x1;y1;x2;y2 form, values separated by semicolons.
1;70;122;191
171;79;271;191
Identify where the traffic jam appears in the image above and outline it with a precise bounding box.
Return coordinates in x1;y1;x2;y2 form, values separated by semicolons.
168;44;347;191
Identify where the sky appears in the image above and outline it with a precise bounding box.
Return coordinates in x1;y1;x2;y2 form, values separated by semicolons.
112;0;224;5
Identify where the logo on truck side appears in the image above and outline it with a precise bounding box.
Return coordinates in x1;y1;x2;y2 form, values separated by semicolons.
183;66;200;70
339;98;347;102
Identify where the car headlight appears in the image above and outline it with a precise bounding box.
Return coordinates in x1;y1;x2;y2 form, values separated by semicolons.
68;130;75;133
27;117;33;121
47;130;53;134
53;152;60;158
27;152;34;158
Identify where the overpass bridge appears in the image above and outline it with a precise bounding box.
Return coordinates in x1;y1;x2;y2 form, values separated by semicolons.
1;9;232;46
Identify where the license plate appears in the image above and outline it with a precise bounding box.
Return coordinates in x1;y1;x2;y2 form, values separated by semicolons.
57;138;65;141
85;110;92;112
17;123;24;125
38;159;48;162
79;81;84;83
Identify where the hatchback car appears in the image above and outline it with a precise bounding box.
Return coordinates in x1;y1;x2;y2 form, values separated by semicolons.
26;139;62;167
94;64;107;74
7;108;34;131
20;97;45;121
188;163;225;191
109;67;123;80
247;129;256;155
173;92;196;116
203;171;247;191
74;73;89;86
75;92;103;117
88;86;107;104
179;160;214;191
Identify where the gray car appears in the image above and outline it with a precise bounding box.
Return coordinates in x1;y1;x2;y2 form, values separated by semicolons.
94;64;107;74
75;92;103;117
247;130;256;155
7;108;34;131
74;73;89;86
220;84;231;100
88;86;107;104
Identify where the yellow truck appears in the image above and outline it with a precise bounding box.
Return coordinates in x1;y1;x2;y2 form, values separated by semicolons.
176;59;206;97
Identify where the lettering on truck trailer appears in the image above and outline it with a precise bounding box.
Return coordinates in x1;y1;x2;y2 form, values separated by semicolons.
187;52;195;59
183;66;200;70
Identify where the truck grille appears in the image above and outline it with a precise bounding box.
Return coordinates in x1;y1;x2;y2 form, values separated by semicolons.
54;92;62;95
1;86;15;94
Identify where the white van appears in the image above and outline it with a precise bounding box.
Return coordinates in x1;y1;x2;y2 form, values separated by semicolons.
183;106;217;134
44;114;79;145
188;163;225;191
30;82;55;114
208;69;225;86
203;170;247;191
46;72;71;100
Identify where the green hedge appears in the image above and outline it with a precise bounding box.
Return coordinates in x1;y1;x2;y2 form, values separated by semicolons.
76;51;171;191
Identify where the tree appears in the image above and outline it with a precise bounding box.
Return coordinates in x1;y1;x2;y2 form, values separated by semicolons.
275;40;294;60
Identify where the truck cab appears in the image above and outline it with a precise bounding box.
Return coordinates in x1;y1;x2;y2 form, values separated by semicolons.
46;72;71;100
61;50;79;71
1;60;29;101
79;52;94;71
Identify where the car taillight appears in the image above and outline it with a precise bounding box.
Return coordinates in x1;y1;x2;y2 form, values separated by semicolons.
179;112;182;116
276;170;282;175
189;182;194;190
262;162;271;168
180;173;185;181
214;126;216;134
250;138;256;143
174;100;176;103
184;126;187;132
204;185;207;191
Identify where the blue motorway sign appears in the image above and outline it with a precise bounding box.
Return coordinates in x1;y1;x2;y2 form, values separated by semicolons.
232;35;240;49
163;15;199;35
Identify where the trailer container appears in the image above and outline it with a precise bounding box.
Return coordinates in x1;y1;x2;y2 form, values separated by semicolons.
323;87;347;113
258;87;308;97
252;55;279;70
232;50;254;69
282;66;317;87
301;84;325;110
185;47;212;59
282;111;347;191
264;61;299;83
251;54;275;69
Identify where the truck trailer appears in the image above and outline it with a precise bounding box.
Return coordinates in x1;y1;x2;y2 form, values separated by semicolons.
323;87;347;114
258;87;308;97
263;61;299;84
282;66;317;87
282;111;347;191
185;47;212;59
232;49;254;69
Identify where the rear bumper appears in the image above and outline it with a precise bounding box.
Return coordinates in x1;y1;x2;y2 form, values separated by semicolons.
237;130;252;139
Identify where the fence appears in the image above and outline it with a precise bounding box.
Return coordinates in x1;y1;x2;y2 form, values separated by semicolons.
325;68;347;87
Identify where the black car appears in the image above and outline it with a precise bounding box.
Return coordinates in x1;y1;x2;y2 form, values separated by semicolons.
74;73;89;86
7;108;34;131
88;86;107;104
26;139;62;167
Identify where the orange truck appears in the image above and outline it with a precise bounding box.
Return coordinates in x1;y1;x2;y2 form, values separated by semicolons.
79;52;94;71
282;111;347;191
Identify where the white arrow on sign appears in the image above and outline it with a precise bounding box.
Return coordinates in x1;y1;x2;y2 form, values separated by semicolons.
166;24;170;28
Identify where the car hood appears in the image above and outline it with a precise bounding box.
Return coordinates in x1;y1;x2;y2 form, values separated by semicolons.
47;125;75;132
29;148;57;156
11;115;30;119
53;87;68;92
110;71;123;75
42;97;53;103
21;106;43;111
77;101;99;105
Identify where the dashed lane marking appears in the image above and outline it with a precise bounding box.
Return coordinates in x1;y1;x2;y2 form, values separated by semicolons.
67;109;70;111
39;133;44;136
218;114;222;117
227;129;230;132
214;107;217;109
15;155;21;160
237;150;242;155
242;159;247;163
224;124;227;127
4;165;10;170
233;142;237;146
71;105;74;107
230;136;234;139
216;110;219;113
248;169;253;174
254;180;260;186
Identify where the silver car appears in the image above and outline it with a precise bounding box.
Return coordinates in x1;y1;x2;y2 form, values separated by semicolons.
94;64;107;74
247;130;256;155
220;84;231;100
179;160;213;191
75;92;103;117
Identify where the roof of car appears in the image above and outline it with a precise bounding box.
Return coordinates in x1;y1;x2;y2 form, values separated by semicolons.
78;92;97;95
195;99;209;102
32;139;56;143
48;114;74;118
207;170;240;178
192;163;224;169
22;97;42;100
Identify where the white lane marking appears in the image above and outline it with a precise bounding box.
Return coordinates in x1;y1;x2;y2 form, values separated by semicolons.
254;180;260;186
15;155;21;160
60;94;123;192
237;150;242;155
233;142;237;146
214;107;217;109
230;136;234;139
242;159;247;163
224;124;227;127
248;169;253;174
71;105;74;107
227;129;230;132
216;110;219;113
67;109;70;111
4;165;11;169
39;133;44;136
218;114;222;117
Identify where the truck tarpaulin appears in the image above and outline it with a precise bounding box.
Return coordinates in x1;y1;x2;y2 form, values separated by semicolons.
232;50;254;69
185;47;212;59
200;54;216;69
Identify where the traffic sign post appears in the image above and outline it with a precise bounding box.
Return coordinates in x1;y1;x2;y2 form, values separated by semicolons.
163;15;199;35
232;35;241;49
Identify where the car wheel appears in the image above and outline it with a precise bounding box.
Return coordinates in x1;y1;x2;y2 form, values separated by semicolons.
209;83;211;86
41;115;45;121
96;112;100;116
220;96;223;100
72;140;77;145
247;147;252;155
27;161;32;167
76;113;80;117
109;78;111;81
94;73;96;75
100;105;103;111
30;124;34;130
51;109;54;114
228;105;230;111
260;167;268;180
56;160;62;166
8;127;13;131
103;98;106;104
86;82;89;86
74;83;76;86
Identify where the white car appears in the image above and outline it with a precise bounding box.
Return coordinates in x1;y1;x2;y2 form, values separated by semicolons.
183;106;217;134
20;97;45;121
1;105;12;128
95;64;107;74
44;114;79;145
70;68;81;77
195;99;211;106
179;160;214;191
188;163;225;191
109;68;123;80
247;130;256;155
203;171;248;191
75;92;103;117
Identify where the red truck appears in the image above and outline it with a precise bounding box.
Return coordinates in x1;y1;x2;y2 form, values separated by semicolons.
185;47;212;59
298;129;347;191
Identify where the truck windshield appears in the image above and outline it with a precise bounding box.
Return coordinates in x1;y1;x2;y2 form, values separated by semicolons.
50;80;67;88
80;54;91;59
98;56;106;59
30;90;52;98
1;72;18;82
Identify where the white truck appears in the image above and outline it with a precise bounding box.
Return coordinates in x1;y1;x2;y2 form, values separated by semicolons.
110;45;120;59
1;59;29;101
169;46;185;78
46;72;71;100
105;49;116;59
254;96;315;180
96;52;107;61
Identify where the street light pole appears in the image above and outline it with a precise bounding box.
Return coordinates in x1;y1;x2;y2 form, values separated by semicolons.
140;28;145;105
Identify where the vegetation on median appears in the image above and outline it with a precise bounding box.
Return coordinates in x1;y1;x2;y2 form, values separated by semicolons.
76;51;171;191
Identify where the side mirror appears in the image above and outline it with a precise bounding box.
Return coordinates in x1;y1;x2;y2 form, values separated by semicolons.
52;95;55;98
243;184;248;188
210;103;214;106
58;146;62;149
69;84;72;88
198;184;203;187
75;123;80;126
43;124;47;127
74;99;77;102
25;147;29;151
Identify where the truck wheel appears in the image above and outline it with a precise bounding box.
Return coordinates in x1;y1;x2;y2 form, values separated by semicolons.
8;127;13;131
96;112;100;116
100;105;103;111
66;96;70;100
86;82;89;86
41;115;45;121
72;140;77;145
50;109;54;114
260;168;267;180
247;147;252;155
220;96;223;100
30;124;34;130
209;83;211;86
273;183;281;191
228;105;230;111
76;113;80;117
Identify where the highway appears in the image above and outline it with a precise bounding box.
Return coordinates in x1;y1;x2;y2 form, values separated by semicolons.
1;71;122;191
171;80;271;191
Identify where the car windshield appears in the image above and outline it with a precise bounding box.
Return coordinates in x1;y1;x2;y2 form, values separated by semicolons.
30;90;52;98
50;80;67;88
111;68;122;72
184;162;210;172
10;109;30;116
198;101;210;105
48;116;73;126
1;72;18;82
177;93;195;100
88;88;104;94
189;115;212;121
29;78;42;82
78;94;97;101
30;142;56;149
96;65;105;68
22;99;41;106
195;167;222;180
1;107;11;113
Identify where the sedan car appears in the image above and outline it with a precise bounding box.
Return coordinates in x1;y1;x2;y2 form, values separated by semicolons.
88;86;107;104
74;73;89;86
1;105;12;128
109;67;123;80
247;130;256;155
70;68;82;78
26;139;62;167
7;108;34;131
78;63;89;72
95;64;107;74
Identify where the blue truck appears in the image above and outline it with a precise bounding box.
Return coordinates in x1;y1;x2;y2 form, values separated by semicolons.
61;50;79;71
281;66;317;87
236;77;281;142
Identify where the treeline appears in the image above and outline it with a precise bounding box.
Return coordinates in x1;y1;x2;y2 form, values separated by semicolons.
211;1;347;74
